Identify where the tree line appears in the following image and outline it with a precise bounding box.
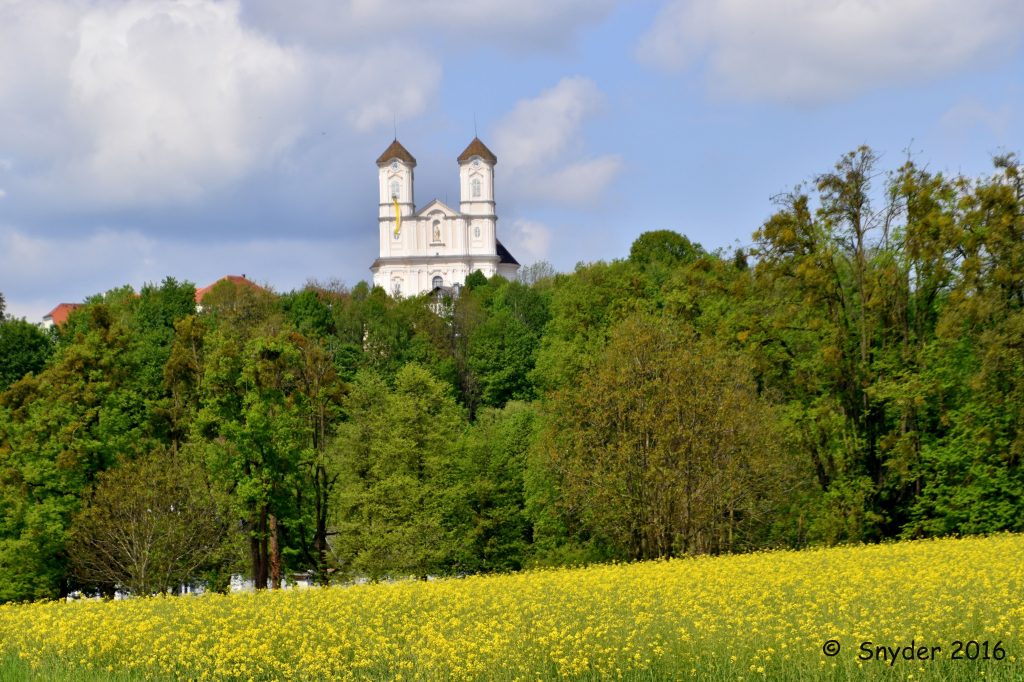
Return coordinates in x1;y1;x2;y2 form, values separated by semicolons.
0;147;1021;601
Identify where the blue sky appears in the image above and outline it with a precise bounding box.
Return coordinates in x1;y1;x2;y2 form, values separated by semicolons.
1;0;1022;321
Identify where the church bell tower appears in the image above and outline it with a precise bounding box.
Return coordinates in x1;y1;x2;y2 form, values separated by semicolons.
377;139;416;227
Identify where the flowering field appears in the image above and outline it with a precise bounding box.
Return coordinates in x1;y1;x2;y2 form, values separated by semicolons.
0;535;1021;681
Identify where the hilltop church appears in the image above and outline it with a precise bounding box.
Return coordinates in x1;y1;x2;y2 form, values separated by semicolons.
370;137;519;297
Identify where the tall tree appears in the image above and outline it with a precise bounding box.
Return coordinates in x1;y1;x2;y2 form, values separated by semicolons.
290;332;345;581
907;155;1024;535
193;329;306;589
0;304;153;601
448;402;536;572
751;147;903;539
541;314;797;559
335;364;466;578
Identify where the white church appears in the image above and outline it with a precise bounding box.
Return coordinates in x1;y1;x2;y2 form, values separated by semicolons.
370;137;519;297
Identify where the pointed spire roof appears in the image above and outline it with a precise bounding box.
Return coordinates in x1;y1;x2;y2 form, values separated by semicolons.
457;137;497;165
376;139;417;166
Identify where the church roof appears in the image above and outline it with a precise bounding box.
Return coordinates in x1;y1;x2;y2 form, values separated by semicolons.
415;199;458;217
195;275;264;304
376;139;417;166
496;239;519;266
457;137;497;165
43;303;80;326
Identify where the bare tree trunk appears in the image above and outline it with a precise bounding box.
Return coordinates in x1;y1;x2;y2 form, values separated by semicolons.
314;472;329;582
269;514;282;589
249;527;262;590
252;507;269;590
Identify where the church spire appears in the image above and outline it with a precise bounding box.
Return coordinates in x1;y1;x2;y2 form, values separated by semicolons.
457;137;497;165
376;139;417;167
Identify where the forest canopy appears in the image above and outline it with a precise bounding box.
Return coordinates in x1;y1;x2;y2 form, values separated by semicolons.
0;147;1022;601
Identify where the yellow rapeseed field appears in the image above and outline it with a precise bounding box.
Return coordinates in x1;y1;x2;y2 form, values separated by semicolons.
0;534;1021;681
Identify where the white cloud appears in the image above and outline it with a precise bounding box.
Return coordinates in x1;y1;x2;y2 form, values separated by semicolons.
0;0;441;209
241;0;620;50
939;99;1014;138
496;77;605;171
493;77;621;205
637;0;1024;103
528;158;623;204
314;48;441;132
64;0;306;204
504;219;552;263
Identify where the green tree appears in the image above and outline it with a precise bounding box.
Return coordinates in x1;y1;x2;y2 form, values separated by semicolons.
467;308;537;408
0;305;154;601
0;319;53;392
532;259;656;394
541;314;796;559
67;449;233;595
628;230;704;269
448;402;536;572
464;270;488;291
131;278;196;392
335;364;466;578
906;155;1024;536
750;147;918;540
193;329;306;589
282;287;335;339
290;332;345;581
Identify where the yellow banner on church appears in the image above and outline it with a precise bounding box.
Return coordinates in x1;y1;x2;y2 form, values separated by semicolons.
393;195;401;236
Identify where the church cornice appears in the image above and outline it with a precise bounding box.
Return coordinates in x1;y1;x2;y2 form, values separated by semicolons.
371;254;501;270
377;213;497;223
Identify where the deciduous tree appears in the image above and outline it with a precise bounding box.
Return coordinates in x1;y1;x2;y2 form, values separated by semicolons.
542;314;795;559
68;449;232;595
0;319;52;392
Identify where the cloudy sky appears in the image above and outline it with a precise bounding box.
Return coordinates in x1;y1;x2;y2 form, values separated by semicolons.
1;0;1022;320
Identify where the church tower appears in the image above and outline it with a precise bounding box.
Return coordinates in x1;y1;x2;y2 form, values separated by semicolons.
377;139;415;224
458;137;496;216
370;137;519;297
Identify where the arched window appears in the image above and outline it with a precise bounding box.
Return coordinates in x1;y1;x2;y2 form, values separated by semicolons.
432;275;443;289
390;180;399;198
471;177;481;198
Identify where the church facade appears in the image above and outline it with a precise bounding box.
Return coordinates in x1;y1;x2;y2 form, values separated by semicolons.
370;138;519;297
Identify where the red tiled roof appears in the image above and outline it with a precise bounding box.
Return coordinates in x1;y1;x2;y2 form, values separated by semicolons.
43;303;80;326
376;139;417;167
457;137;497;165
195;275;264;304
